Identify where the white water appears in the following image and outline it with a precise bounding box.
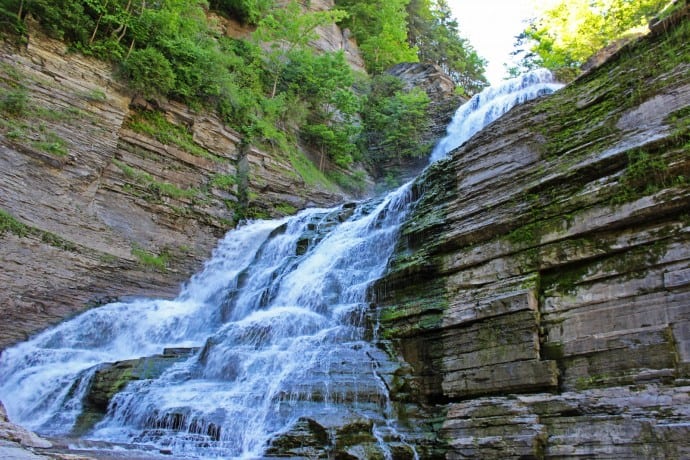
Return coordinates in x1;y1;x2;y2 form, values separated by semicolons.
0;70;561;458
430;69;563;162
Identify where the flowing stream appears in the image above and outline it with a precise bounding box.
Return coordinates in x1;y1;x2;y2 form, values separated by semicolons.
0;70;561;459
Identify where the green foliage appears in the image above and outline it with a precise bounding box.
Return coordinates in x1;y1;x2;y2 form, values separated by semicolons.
336;0;487;91
335;0;418;74
254;0;348;97
287;147;339;191
0;208;29;237
120;47;175;99
126;110;216;159
361;74;431;162
24;0;92;42
515;0;669;79
302;122;359;168
209;0;274;25
280;50;362;167
6;0;463;188
131;245;169;271
0;87;28;116
613;149;671;203
328;169;368;194
274;202;297;216
0;0;27;38
210;173;237;189
113;158;201;201
32;131;68;157
407;0;487;93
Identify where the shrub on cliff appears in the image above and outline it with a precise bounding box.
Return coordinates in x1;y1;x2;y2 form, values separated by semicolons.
512;0;670;80
209;0;274;25
120;47;175;99
361;74;431;162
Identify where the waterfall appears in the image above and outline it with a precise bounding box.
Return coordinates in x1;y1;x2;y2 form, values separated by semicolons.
430;68;563;162
0;70;561;459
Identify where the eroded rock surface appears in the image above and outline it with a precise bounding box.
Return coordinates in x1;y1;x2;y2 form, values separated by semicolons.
375;9;690;459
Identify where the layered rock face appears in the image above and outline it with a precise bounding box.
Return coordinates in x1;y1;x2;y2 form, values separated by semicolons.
375;11;690;458
0;33;345;350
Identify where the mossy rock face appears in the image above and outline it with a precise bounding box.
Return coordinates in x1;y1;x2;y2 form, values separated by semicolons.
71;348;197;436
265;417;331;458
266;416;413;459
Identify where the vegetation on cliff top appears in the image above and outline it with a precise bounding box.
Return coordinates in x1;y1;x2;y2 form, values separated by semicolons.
511;0;674;80
0;0;486;190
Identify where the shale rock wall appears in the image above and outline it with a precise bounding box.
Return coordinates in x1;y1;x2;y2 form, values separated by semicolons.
375;9;690;459
0;33;346;350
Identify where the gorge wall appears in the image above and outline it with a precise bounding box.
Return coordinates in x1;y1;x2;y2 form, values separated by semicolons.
1;4;689;460
375;9;690;458
0;31;348;350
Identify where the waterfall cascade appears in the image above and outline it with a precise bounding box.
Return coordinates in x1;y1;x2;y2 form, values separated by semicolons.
0;70;561;459
430;68;563;162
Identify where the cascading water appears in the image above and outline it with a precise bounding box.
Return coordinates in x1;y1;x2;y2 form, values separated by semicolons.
0;69;561;459
430;68;563;162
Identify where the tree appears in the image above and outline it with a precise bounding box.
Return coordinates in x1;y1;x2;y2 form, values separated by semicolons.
120;46;175;98
335;0;418;74
361;74;431;162
285;50;361;168
253;1;348;97
405;0;487;94
517;0;669;80
209;0;274;25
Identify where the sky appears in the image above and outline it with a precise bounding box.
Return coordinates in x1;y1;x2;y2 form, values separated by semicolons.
447;0;541;85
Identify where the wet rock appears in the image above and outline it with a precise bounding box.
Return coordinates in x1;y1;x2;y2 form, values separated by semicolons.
375;10;690;458
0;402;52;450
72;349;198;436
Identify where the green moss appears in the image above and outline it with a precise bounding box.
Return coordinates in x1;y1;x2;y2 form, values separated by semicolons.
287;147;337;191
32;132;68;157
147;181;200;200
274;202;297;216
533;16;690;162
574;373;611;390
243;206;270;220
612;148;672;204
0;208;29;237
41;232;78;251
378;278;448;340
507;222;539;247
1;208;82;253
83;88;107;102
542;237;669;296
542;262;591;295
131;246;169;271
0;62;27;83
126;109;221;161
113;159;202;201
0;86;28;116
210;173;237;189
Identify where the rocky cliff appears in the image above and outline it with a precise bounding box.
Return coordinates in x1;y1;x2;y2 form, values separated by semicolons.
2;5;689;460
375;7;690;458
0;31;347;351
